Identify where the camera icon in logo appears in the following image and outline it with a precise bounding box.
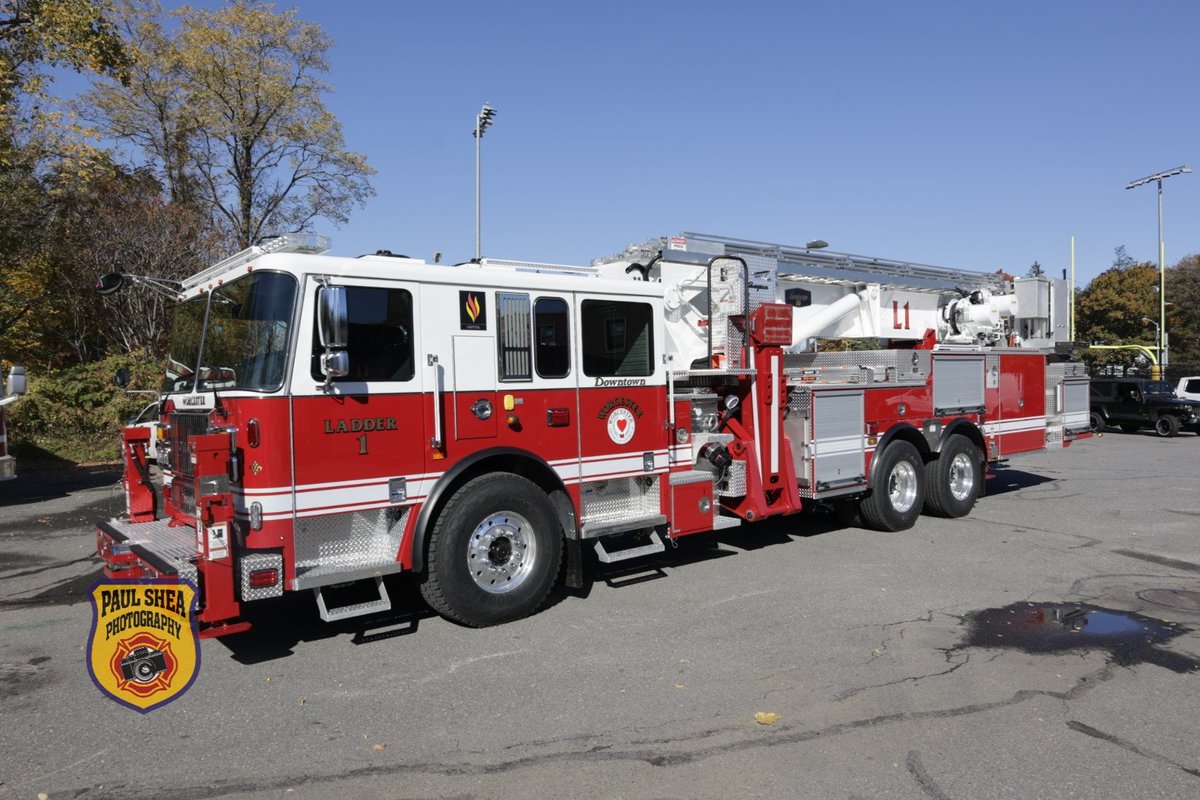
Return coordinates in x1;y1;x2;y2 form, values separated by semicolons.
119;646;168;683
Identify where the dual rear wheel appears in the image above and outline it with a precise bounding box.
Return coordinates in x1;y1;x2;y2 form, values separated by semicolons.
841;435;982;532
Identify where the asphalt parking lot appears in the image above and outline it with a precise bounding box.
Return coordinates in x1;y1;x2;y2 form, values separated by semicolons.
1;430;1197;799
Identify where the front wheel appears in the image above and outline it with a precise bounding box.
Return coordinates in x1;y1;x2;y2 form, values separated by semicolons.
860;441;925;532
1154;415;1181;438
923;435;982;518
420;474;563;627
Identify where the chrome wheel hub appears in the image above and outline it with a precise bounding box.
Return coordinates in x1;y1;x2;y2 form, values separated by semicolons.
467;512;536;593
888;461;919;513
947;452;975;501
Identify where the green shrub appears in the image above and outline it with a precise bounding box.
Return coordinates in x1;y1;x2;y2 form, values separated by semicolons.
8;351;164;465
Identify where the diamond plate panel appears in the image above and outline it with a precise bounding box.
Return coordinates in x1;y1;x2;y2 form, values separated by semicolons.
788;388;812;415
239;551;284;601
669;469;714;486
785;349;925;373
104;517;199;583
742;253;778;313
294;507;408;573
581;476;661;524
708;257;746;367
720;461;747;497
1047;361;1088;379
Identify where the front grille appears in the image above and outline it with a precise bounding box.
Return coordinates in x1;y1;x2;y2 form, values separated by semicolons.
166;411;210;515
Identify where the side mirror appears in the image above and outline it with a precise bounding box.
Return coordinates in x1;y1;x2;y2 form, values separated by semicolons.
321;350;349;380
96;273;125;295
114;368;130;388
318;286;348;349
6;366;26;396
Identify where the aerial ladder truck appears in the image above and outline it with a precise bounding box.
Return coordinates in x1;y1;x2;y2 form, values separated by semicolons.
96;231;1089;635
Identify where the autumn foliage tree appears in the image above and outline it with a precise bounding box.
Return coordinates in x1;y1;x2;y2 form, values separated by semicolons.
1076;246;1200;377
1;0;129;356
2;1;375;463
47;163;219;360
82;0;374;248
1163;254;1200;371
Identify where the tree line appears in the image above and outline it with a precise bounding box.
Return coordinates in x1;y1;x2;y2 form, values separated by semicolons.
2;0;373;371
1076;246;1200;379
1;0;372;462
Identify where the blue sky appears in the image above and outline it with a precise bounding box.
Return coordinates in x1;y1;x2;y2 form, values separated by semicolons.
70;1;1200;285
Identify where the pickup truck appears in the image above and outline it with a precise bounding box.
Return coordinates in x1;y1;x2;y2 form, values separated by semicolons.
1176;376;1200;403
1089;377;1200;437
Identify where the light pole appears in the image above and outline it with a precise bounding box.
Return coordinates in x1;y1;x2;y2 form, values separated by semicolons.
1125;165;1190;378
474;103;497;260
1140;316;1161;375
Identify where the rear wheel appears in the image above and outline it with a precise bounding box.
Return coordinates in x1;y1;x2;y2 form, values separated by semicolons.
1088;412;1105;432
420;473;562;627
1154;415;1180;438
923;435;982;518
860;441;925;532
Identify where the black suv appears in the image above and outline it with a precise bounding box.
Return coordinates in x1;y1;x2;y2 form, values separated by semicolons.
1089;378;1200;437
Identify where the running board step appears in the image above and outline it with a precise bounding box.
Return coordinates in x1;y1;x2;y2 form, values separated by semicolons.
594;531;666;564
314;576;391;622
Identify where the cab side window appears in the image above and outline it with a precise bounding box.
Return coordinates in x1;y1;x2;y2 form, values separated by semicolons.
534;297;570;378
311;287;414;382
497;293;532;382
581;300;653;377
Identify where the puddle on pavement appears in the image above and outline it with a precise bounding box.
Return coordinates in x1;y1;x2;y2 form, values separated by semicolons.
962;602;1200;673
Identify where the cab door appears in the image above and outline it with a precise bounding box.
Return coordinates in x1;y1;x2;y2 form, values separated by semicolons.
491;291;580;479
291;278;426;519
573;294;667;528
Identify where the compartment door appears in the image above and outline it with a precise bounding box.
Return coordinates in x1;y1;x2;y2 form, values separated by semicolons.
811;390;865;492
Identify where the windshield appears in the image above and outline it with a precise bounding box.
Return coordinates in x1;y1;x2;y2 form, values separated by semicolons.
1144;381;1174;396
165;271;298;393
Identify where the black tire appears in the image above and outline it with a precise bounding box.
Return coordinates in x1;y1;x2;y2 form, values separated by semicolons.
1154;415;1180;438
860;441;925;532
1119;423;1141;434
420;473;562;627
923;435;982;518
1088;412;1105;433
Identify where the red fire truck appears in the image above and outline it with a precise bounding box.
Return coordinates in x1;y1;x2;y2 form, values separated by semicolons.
96;232;1091;637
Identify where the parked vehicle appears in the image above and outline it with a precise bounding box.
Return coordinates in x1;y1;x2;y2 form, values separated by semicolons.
1;365;28;480
126;401;161;460
1089;377;1200;437
1175;376;1200;403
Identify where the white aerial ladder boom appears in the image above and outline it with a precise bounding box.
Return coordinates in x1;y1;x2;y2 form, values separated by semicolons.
594;232;1069;368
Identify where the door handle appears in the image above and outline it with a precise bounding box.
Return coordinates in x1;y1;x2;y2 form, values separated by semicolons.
546;408;570;427
427;354;443;448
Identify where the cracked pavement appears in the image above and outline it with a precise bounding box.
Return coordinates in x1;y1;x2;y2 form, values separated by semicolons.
1;432;1198;799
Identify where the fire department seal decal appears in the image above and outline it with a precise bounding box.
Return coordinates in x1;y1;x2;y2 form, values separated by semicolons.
606;407;636;445
88;580;199;713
